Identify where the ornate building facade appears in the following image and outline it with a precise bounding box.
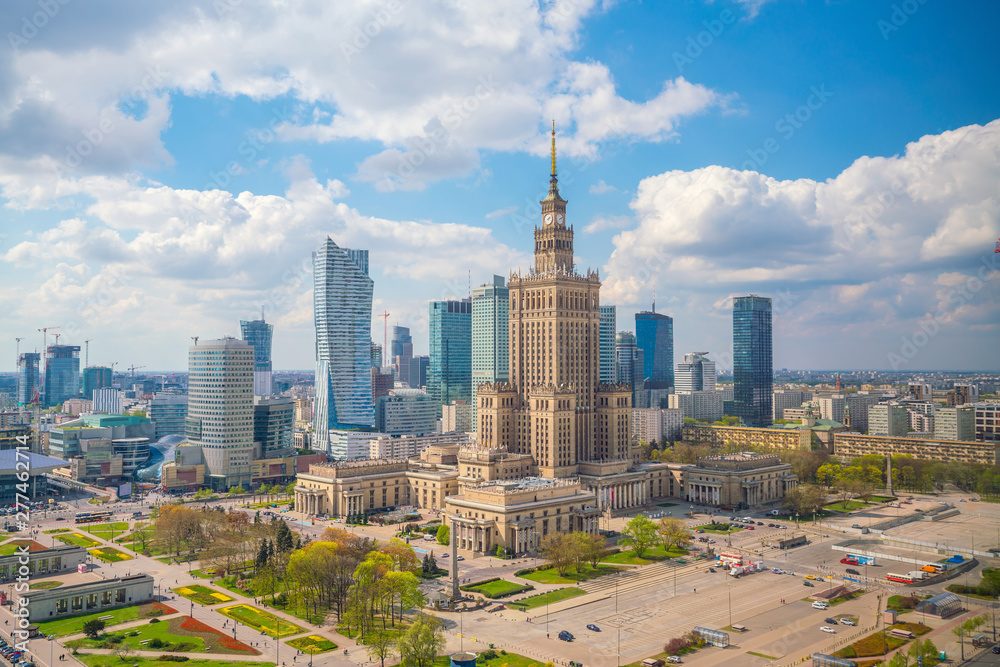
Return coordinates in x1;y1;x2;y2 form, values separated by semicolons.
474;125;638;505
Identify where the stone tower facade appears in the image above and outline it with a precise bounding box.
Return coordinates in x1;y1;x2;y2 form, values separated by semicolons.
477;124;632;478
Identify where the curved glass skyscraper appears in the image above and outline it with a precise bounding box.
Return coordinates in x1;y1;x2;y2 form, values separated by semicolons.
312;238;374;452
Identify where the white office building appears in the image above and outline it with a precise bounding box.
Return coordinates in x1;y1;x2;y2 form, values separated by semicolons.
675;352;716;393
329;428;386;461
186;337;255;488
772;389;813;421
632;407;683;444
868;403;910;437
375;389;439;436
934;406;975;441
91;387;123;414
668;390;724;422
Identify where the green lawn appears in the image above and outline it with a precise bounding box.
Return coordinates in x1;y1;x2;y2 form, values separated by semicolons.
695;523;742;534
76;655;274;667
602;544;688;565
824;500;868;513
432;651;544;667
507;587;586;611
519;563;621;585
887;595;922;612
29;580;62;590
84;521;130;540
217;604;304;638
66;615;258;655
461;579;533;598
835;639;905;660
173;585;235;605
0;540;36;556
287;635;338;654
36;602;177;637
866;495;897;503
53;532;103;549
44;527;71;534
88;546;133;562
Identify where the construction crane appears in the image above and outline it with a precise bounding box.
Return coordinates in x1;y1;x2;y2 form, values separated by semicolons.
191;336;199;347
14;337;23;362
380;310;390;368
128;364;146;380
37;326;59;374
84;339;91;368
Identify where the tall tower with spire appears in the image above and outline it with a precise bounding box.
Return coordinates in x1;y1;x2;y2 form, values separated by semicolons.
477;123;632;478
534;121;574;274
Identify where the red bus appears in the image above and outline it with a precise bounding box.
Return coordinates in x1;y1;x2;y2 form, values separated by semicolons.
885;573;914;584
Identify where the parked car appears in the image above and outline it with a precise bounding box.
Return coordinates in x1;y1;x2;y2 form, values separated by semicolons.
840;618;856;626
666;658;682;664
587;624;601;632
825;617;838;624
846;568;860;575
803;580;814;587
558;631;574;642
820;626;837;634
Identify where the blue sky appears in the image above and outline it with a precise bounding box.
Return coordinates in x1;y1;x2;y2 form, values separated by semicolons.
0;0;998;372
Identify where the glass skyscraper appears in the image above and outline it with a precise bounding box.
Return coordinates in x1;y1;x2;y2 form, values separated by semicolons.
635;309;674;389
82;366;113;401
17;352;40;406
428;298;472;406
471;275;509;429
312;238;375;451
732;295;773;427
240;316;274;396
391;325;414;385
43;345;80;407
599;305;616;384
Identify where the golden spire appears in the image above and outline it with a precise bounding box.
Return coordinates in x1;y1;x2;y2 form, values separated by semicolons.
550;119;557;178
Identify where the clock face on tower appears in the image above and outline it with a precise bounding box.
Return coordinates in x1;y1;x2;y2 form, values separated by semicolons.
556;214;564;226
543;213;553;226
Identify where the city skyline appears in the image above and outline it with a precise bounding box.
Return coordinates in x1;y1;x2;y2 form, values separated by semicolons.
0;2;998;373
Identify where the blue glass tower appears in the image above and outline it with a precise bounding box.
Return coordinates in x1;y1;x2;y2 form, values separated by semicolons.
17;352;40;406
240;316;274;395
43;345;81;407
428;299;472;406
634;308;674;390
82;366;113;401
732;295;773;427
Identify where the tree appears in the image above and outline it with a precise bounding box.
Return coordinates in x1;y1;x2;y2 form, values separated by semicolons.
657;518;691;552
113;645;135;662
540;533;574;575
381;538;420;573
275;519;295;552
435;524;449;545
365;630;396;667
621;515;658;558
82;619;106;639
397;615;444;667
783;484;827;517
582;532;606;568
886;653;909;667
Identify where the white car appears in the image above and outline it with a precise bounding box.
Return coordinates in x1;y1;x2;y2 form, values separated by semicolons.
820;626;837;634
840;618;856;626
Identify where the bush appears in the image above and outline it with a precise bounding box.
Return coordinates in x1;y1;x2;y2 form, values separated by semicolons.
158;655;189;662
148;638;165;649
664;637;689;654
480;649;499;661
149;618;161;624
